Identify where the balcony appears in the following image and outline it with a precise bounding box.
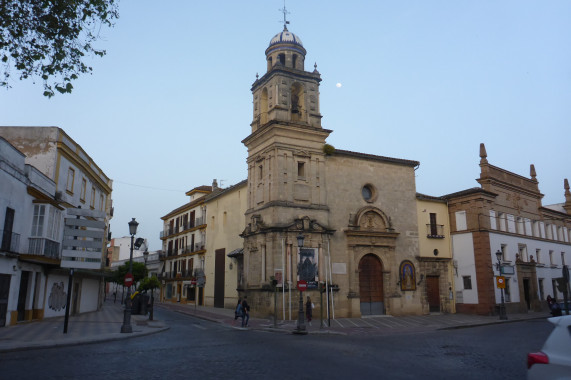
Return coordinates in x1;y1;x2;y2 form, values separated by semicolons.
0;230;20;253
28;238;60;258
426;224;445;239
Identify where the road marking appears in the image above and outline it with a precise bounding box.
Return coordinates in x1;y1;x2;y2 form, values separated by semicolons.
193;324;206;330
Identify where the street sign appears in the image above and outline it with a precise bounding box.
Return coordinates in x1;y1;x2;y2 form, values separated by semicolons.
297;280;307;291
124;273;134;288
496;276;505;289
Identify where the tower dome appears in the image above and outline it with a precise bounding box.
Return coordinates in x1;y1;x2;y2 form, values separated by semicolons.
268;28;304;49
265;27;306;72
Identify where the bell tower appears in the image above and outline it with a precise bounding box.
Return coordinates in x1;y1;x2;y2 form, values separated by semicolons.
242;20;332;225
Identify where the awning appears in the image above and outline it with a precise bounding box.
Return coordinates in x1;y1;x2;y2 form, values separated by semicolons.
227;248;243;258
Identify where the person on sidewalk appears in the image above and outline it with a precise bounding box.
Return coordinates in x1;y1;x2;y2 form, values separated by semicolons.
234;298;243;326
241;296;250;327
306;296;314;326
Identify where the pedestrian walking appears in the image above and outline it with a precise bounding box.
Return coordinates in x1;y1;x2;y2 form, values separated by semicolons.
241;296;250;327
306;296;314;326
234;298;243;326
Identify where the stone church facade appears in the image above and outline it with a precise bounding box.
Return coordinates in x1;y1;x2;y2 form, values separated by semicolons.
239;25;428;318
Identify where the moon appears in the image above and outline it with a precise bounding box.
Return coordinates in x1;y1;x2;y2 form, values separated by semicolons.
336;83;342;88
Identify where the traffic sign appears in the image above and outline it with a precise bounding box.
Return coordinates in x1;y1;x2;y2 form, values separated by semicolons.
496;276;505;289
297;280;307;291
124;273;134;288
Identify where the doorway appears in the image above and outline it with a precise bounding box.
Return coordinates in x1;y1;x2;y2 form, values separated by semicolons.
214;249;225;308
0;274;10;326
523;278;531;310
358;254;384;315
426;276;441;313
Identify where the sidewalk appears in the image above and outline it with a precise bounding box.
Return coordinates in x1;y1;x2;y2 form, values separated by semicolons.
0;299;168;353
0;299;552;353
158;302;552;336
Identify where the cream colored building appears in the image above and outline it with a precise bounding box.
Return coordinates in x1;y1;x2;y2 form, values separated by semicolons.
239;25;425;318
416;194;455;314
159;184;211;305
203;180;247;309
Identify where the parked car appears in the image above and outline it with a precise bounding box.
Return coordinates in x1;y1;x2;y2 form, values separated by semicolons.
527;315;571;379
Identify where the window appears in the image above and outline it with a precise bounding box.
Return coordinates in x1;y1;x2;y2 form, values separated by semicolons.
498;213;506;231
258;165;263;180
507;214;516;233
99;194;104;211
546;224;552;239
31;205;46;236
489;210;497;230
297;162;305;178
518;244;528;262
31;205;60;239
536;249;541;264
455;211;467;231
463;276;472;290
66;168;75;193
539;222;546;238
504;279;511;302
80;178;87;202
538;279;544;300
292;54;297;68
501;244;507;261
90;187;96;208
429;213;438;236
516;217;524;234
362;184;376;203
278;53;285;65
549;250;554;265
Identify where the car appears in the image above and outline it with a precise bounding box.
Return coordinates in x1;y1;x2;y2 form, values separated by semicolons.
527;315;571;379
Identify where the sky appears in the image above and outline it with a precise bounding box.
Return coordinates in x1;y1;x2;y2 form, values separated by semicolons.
1;1;570;250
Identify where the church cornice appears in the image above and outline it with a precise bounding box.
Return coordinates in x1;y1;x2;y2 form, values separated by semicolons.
245;200;329;213
251;67;321;91
242;119;332;146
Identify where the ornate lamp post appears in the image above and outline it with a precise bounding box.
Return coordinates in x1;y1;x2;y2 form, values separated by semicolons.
294;233;308;335
121;218;138;333
495;249;508;320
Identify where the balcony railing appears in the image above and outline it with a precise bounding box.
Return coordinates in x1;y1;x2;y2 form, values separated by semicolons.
426;224;445;239
1;230;20;253
195;217;205;226
28;238;60;258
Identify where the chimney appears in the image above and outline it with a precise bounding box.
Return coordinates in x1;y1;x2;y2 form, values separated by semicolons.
212;179;218;190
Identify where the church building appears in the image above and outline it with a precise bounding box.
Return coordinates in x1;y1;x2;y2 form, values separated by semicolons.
238;22;437;318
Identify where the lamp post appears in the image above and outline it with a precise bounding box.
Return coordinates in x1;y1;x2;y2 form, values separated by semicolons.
121;218;138;333
495;249;508;320
143;250;154;321
294;233;307;335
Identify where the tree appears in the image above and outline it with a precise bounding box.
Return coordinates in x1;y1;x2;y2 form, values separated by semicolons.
114;262;148;285
0;0;119;97
138;275;161;292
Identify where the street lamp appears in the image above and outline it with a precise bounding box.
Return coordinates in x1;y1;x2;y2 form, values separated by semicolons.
294;232;307;335
121;218;138;333
143;249;154;321
495;249;508;320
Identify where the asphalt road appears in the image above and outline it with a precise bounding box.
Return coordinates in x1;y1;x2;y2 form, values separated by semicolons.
0;307;553;380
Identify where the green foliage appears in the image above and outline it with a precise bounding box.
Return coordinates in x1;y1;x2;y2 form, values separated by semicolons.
138;275;161;292
0;0;119;97
323;143;335;155
112;262;148;284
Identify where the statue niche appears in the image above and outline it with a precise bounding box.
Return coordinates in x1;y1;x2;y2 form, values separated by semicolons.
358;210;387;231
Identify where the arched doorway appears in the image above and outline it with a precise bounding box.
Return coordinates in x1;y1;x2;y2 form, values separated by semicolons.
359;254;384;315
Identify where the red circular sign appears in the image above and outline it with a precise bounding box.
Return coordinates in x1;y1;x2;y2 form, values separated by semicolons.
124;273;134;287
297;280;308;291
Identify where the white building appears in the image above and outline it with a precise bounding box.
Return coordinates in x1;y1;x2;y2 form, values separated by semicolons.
0;127;113;325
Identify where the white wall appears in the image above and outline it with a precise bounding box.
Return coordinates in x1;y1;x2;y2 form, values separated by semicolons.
452;233;478;304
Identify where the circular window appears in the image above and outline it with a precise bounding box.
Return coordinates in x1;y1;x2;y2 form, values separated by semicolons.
433;249;439;256
361;184;376;203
